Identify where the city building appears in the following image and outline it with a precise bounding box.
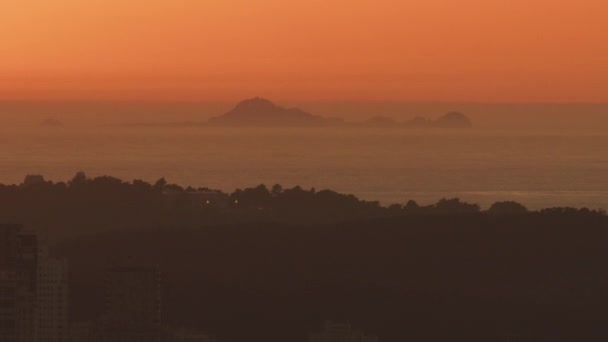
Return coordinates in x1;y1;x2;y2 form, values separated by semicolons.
0;224;39;342
101;267;162;342
0;225;19;341
309;321;379;342
35;246;69;342
68;321;102;342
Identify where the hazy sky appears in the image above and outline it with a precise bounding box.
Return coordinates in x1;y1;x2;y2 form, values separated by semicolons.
1;0;607;102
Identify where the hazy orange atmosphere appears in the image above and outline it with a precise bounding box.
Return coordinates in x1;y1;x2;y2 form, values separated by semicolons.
2;0;607;102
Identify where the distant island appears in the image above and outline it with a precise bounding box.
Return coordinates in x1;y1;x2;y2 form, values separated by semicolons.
207;97;473;128
207;97;343;127
432;112;473;128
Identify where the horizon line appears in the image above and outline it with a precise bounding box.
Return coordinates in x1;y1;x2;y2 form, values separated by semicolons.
1;98;608;106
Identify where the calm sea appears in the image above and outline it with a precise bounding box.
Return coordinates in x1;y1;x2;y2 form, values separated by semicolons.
1;124;607;210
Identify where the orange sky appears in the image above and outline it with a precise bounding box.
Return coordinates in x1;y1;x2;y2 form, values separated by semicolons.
1;0;607;102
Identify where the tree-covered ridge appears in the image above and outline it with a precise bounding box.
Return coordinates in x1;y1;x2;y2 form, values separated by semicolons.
1;173;604;241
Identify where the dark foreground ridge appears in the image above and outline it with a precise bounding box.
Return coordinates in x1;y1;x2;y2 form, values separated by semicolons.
59;215;608;341
2;172;602;240
2;173;607;341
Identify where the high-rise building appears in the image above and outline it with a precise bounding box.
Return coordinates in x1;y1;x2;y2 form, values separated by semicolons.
101;267;162;342
35;246;69;342
0;267;18;341
0;225;19;341
0;224;38;342
309;321;379;342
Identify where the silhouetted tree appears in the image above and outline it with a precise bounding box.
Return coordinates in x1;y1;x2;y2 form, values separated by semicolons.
69;171;88;186
432;198;480;214
488;201;528;215
388;203;403;213
154;177;167;191
271;184;283;197
231;184;272;209
404;200;420;213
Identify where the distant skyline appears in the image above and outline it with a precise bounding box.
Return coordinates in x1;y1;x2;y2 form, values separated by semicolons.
2;0;607;102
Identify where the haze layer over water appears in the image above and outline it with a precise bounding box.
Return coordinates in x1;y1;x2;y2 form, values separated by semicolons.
1;119;607;210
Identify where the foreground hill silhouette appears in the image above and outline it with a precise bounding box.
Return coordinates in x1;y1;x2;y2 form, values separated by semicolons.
3;173;608;340
57;213;608;341
0;173;602;241
208;97;342;127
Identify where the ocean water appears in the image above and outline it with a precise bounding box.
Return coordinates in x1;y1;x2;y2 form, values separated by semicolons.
1;124;607;210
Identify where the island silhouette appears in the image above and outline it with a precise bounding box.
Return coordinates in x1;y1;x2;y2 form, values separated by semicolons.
206;97;473;128
207;97;343;127
432;111;473;128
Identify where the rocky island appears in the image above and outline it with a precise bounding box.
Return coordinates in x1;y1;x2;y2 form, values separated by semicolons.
208;97;343;127
208;97;472;129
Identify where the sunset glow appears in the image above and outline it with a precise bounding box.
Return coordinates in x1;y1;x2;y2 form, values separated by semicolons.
1;0;607;102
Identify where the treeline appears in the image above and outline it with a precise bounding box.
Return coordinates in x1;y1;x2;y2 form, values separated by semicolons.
0;172;604;240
